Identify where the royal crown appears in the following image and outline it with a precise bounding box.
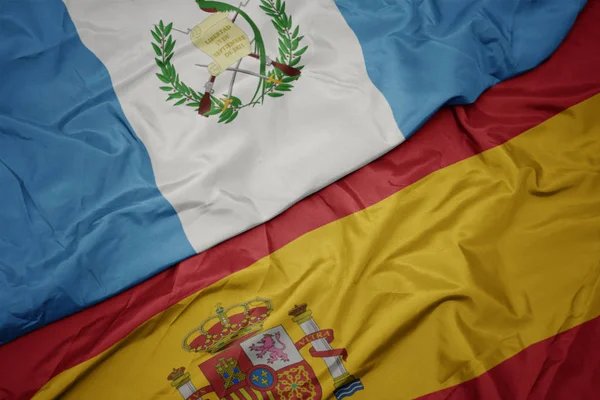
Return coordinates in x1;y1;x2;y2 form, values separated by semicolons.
167;367;192;389
288;303;308;317
167;367;186;381
288;303;313;324
182;298;273;354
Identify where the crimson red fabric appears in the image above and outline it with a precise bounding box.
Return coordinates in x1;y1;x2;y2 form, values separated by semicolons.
418;315;600;399
2;1;600;399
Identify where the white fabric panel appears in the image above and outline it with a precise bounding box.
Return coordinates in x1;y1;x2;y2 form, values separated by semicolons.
64;0;403;252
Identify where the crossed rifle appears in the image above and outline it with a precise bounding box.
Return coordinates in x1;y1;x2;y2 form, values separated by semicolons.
172;0;301;115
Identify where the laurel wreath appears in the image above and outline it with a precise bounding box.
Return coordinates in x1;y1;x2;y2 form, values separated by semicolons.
151;0;307;123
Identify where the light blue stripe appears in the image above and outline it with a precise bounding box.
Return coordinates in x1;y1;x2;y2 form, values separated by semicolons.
335;0;587;136
0;0;195;344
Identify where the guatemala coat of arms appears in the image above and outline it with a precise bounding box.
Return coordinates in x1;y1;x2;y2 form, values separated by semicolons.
166;298;364;400
151;0;306;124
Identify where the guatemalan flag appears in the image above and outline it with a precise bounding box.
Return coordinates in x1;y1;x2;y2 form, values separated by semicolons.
0;0;587;345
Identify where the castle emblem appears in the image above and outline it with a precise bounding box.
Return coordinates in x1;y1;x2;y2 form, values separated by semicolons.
215;357;246;389
151;0;307;124
167;298;364;399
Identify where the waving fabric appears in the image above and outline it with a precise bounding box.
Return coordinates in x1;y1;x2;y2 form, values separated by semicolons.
2;1;600;397
0;0;586;345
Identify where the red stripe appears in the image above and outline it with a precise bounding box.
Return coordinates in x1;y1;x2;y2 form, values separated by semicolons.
418;315;600;399
2;2;600;399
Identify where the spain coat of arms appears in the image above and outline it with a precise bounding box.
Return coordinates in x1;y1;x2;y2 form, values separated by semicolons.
151;0;307;124
167;298;364;399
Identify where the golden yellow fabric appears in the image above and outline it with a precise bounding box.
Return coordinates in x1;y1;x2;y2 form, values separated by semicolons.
35;94;600;400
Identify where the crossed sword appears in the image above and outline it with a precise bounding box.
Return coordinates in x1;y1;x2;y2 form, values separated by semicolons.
172;0;282;114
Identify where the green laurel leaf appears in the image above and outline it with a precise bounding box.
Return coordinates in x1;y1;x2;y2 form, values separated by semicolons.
278;14;287;24
275;16;286;28
268;92;284;98
204;107;222;116
294;46;308;57
164;65;172;79
292;38;300;50
218;107;234;122
211;95;224;108
279;39;289;52
174;98;186;106
161;65;169;77
292;26;300;38
151;29;161;43
156;73;170;84
167;92;183;101
225;111;239;124
230;96;243;107
272;20;285;35
275;84;293;91
164;22;173;37
152;43;161;56
166;38;176;55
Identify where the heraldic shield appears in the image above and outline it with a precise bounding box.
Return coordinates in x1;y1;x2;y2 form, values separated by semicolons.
168;298;364;400
199;326;322;399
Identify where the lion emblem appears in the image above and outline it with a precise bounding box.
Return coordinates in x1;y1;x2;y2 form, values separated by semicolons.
249;331;289;364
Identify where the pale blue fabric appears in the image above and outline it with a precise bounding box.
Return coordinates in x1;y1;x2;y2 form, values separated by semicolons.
0;1;195;344
335;0;587;135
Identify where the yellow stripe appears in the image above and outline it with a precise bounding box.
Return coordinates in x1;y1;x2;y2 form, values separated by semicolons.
251;388;264;399
239;388;253;400
34;94;600;400
266;391;275;400
229;393;241;400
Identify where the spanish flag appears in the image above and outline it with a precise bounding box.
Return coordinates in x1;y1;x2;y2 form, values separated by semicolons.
2;2;600;400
